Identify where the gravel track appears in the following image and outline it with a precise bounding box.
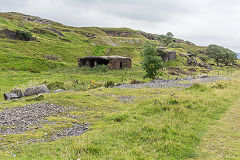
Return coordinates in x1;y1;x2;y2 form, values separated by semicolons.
114;76;229;89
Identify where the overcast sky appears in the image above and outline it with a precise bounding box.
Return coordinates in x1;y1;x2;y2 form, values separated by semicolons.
0;0;240;52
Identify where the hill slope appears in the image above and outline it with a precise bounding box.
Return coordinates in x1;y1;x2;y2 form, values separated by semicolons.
0;12;209;71
0;12;240;160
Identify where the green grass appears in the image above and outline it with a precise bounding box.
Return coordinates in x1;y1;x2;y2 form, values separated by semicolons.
0;12;240;160
1;79;240;159
196;97;240;159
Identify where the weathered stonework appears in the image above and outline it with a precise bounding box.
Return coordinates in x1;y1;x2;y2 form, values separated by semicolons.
78;56;132;69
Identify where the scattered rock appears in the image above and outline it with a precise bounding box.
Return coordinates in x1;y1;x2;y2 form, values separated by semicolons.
42;27;64;37
53;89;66;93
114;76;229;89
24;84;50;97
21;13;55;25
179;53;212;69
200;75;208;79
0;103;71;135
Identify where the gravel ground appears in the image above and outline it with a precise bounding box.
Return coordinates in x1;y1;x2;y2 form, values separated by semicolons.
0;103;89;140
114;76;229;89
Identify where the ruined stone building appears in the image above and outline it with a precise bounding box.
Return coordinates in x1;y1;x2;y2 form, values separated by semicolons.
78;56;132;69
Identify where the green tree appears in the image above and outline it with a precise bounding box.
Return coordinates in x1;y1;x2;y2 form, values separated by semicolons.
206;44;237;65
141;41;163;80
166;32;174;38
158;32;174;46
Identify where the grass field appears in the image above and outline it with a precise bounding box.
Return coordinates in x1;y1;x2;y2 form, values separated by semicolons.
0;77;240;159
1;12;240;160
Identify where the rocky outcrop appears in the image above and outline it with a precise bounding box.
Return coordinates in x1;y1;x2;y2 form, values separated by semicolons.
0;29;35;41
42;27;64;37
21;14;55;25
10;89;24;98
0;29;16;39
138;31;158;40
104;30;133;37
24;84;50;97
3;84;50;101
179;53;212;69
157;47;177;62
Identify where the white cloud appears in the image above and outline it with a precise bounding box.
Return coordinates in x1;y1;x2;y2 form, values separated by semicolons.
0;0;240;52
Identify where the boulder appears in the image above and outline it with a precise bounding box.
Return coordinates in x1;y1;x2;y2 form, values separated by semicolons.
24;84;50;97
157;48;177;62
10;89;24;98
53;89;66;93
4;93;19;101
200;75;208;79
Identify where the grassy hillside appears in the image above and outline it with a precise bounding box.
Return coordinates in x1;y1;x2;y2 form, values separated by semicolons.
0;12;240;160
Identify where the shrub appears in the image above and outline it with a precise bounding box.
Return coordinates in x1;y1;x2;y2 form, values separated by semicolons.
141;41;163;80
45;81;66;91
44;54;62;61
95;65;108;72
211;82;228;89
168;43;184;49
198;55;208;62
89;80;103;89
16;30;32;41
130;80;143;84
104;81;115;88
158;32;174;46
187;83;207;91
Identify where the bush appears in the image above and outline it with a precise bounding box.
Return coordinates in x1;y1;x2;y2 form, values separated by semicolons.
211;82;229;89
89;80;103;89
95;65;108;72
141;41;163;80
16;30;32;41
130;80;143;84
81;65;108;73
104;81;115;88
158;32;174;46
167;43;184;49
45;81;65;91
198;55;208;62
44;54;62;61
187;83;207;91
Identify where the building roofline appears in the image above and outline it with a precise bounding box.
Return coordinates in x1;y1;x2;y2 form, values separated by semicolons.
78;56;131;60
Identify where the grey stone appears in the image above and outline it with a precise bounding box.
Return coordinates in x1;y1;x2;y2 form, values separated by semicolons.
200;75;208;79
157;48;177;62
53;89;66;93
24;84;50;97
3;93;19;101
10;89;24;98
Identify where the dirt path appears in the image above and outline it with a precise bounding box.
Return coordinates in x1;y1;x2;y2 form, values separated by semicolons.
196;100;240;159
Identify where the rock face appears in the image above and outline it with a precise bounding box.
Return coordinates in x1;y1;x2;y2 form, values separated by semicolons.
0;29;35;41
24;84;50;97
179;53;212;69
42;27;64;37
157;48;177;62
